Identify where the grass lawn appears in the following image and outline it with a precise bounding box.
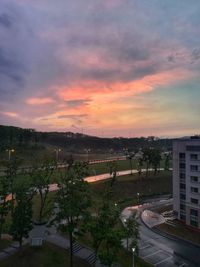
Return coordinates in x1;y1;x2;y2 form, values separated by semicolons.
153;204;200;245
155;220;200;245
0;239;12;250
90;171;172;210
0;242;90;267
88;158;171;176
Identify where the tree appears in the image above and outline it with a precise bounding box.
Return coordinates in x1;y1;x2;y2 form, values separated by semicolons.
2;158;22;215
150;149;161;175
142;149;151;178
55;162;91;267
87;190;123;267
0;175;11;239
164;153;170;171
123;214;140;254
127;152;135;175
10;184;33;247
29;159;55;223
137;157;143;177
107;161;118;186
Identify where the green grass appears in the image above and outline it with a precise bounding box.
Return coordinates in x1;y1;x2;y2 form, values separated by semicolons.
0;242;90;267
88;158;171;176
88;159;135;175
0;238;12;250
155;221;200;245
89;171;172;211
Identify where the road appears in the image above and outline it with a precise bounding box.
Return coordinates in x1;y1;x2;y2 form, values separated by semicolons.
121;198;199;267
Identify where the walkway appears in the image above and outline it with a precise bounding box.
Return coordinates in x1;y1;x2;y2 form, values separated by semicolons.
48;168;167;192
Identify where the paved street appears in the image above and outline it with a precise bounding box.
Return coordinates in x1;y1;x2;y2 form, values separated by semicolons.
121;198;199;267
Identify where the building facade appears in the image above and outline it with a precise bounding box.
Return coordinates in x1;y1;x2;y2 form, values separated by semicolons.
173;137;200;229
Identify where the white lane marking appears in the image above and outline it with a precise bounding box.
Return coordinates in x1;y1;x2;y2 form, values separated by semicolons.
143;250;162;259
155;256;173;266
139;244;151;250
179;263;188;267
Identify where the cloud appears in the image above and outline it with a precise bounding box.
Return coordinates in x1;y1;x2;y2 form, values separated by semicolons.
0;111;19;117
64;99;91;108
0;13;12;28
57;114;87;119
26;97;55;105
0;0;200;137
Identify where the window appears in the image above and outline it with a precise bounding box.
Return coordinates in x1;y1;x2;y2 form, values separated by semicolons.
180;183;186;189
179;153;186;159
191;198;198;204
191;176;198;183
180;163;186;169
180;204;186;211
191;187;198;193
180;193;186;200
190;209;198;216
187;146;200;152
180;173;186;179
190;154;198;160
190;165;198;172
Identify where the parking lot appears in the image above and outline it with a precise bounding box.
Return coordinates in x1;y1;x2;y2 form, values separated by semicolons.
139;239;189;267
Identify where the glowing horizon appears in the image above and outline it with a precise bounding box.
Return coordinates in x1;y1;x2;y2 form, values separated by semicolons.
0;0;200;138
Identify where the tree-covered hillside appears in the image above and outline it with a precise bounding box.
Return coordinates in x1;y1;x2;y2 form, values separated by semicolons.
0;125;172;153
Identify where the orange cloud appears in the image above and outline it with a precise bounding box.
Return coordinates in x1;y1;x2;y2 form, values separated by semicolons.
58;67;195;101
26;97;54;105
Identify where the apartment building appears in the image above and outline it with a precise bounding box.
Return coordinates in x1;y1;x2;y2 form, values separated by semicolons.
173;137;200;229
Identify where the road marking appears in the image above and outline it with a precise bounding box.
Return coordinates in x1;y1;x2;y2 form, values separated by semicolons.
179;263;188;267
139;244;151;250
143;250;162;259
154;255;173;266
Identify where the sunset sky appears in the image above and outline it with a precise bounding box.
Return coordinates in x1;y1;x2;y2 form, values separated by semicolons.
0;0;200;137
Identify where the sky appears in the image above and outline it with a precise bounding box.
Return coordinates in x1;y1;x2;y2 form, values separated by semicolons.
0;0;200;137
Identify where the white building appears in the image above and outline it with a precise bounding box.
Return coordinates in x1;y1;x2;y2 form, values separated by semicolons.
173;137;200;228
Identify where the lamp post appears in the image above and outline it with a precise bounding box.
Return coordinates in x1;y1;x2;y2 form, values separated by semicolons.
132;247;135;267
84;148;91;162
6;149;15;161
137;192;140;205
54;148;61;162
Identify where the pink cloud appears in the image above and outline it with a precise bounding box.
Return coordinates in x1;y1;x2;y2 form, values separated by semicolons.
26;97;54;105
1;111;19;117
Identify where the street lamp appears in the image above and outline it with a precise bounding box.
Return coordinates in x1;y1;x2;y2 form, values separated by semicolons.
6;149;15;160
137;192;140;205
54;148;61;162
132;247;135;267
84;148;91;162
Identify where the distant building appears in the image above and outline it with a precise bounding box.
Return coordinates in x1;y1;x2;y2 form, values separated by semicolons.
173;137;200;229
